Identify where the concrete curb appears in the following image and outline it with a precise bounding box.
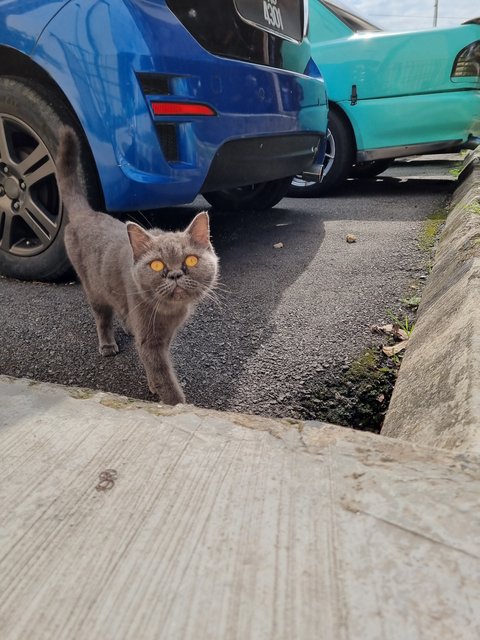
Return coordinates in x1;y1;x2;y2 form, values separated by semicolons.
381;149;480;453
1;375;479;639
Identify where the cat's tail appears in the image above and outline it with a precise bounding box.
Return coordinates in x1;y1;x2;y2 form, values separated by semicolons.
56;126;89;214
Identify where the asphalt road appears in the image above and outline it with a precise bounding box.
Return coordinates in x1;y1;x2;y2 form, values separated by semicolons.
0;164;455;418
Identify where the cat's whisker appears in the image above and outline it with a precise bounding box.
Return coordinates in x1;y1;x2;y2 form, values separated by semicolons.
210;280;229;291
157;282;174;300
148;297;162;339
127;210;153;229
214;286;237;298
147;290;168;338
126;283;174;322
208;281;229;297
197;279;226;297
125;297;149;319
204;292;224;308
194;285;224;309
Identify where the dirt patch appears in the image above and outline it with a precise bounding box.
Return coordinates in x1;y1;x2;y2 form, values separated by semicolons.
299;348;398;433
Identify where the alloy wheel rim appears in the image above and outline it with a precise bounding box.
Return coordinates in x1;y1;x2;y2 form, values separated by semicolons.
291;126;335;189
0;114;61;257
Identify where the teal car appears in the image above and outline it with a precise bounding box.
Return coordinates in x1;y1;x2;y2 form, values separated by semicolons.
289;0;480;195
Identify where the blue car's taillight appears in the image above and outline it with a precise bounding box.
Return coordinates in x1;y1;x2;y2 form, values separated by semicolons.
151;102;217;116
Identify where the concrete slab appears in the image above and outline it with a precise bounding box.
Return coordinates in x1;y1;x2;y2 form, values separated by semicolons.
382;153;480;453
382;152;463;182
1;376;479;640
396;153;465;164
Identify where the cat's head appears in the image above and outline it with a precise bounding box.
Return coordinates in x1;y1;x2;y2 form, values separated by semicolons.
126;211;218;306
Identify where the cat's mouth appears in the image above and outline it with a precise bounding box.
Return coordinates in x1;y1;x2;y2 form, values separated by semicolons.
171;286;187;300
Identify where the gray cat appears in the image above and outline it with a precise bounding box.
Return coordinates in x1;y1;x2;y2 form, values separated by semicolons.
56;127;219;405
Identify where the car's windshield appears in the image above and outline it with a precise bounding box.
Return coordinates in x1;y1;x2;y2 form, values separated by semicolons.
320;0;381;32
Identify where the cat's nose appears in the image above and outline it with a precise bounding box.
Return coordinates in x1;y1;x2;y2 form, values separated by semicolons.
167;269;184;281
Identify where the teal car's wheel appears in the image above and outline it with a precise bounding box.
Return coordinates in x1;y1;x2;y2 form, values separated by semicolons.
203;176;293;211
288;109;354;197
350;159;392;179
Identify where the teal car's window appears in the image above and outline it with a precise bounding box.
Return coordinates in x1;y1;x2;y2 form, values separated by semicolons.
320;0;380;33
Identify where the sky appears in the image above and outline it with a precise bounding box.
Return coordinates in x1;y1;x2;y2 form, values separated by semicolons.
344;0;478;31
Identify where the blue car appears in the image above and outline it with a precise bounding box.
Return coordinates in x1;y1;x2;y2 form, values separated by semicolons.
0;0;327;280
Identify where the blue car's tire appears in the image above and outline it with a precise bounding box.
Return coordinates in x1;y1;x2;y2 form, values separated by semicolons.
288;109;354;197
0;77;97;281
203;176;292;211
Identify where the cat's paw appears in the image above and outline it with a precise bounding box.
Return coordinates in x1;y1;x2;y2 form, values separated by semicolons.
99;343;119;357
148;382;185;405
162;389;186;406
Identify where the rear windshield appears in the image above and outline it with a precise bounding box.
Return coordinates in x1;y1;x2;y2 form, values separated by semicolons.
320;0;381;32
166;0;284;67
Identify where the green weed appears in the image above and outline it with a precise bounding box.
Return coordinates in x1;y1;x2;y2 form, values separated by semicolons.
386;310;415;337
401;295;421;310
466;201;480;216
418;208;448;253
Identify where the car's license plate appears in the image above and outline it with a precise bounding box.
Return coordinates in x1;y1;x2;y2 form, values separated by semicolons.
234;0;306;43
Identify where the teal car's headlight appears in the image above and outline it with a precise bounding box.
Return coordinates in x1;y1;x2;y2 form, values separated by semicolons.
451;41;480;80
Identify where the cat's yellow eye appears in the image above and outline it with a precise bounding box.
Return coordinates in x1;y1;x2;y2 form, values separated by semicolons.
150;260;165;272
184;255;198;268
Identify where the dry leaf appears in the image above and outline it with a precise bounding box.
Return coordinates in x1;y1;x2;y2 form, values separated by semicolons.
373;323;395;334
372;323;408;341
382;341;408;357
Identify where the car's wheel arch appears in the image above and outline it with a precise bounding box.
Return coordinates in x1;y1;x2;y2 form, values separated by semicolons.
327;101;358;156
0;45;104;208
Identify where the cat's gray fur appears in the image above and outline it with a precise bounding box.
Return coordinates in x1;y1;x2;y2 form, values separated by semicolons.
56;127;219;405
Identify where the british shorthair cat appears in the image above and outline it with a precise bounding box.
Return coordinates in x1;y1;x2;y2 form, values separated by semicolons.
56;127;219;405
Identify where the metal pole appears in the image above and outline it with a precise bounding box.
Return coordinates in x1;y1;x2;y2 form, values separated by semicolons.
433;0;439;27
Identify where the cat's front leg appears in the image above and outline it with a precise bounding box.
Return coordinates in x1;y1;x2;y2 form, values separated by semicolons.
137;340;185;405
118;315;134;337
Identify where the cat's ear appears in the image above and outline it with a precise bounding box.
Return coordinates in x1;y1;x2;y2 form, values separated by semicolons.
186;211;210;248
126;222;152;261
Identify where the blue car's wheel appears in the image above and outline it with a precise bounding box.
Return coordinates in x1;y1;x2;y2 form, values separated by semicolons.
0;77;97;281
288;109;354;197
203;176;292;211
